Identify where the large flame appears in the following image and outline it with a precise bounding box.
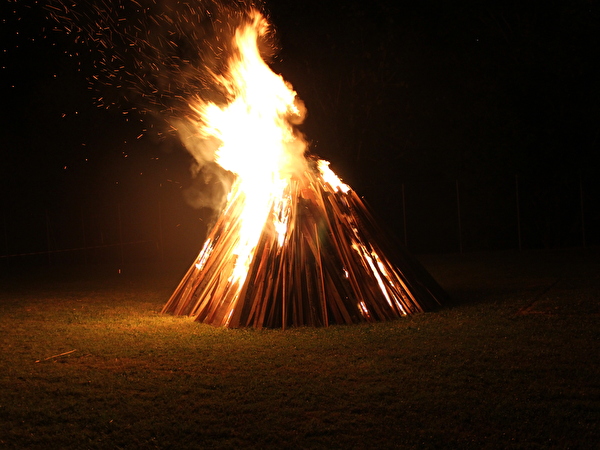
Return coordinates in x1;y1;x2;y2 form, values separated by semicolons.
188;11;307;287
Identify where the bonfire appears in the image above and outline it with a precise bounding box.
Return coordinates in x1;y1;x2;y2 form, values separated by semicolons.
161;10;445;328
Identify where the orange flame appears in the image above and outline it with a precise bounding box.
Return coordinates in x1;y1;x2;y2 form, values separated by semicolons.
187;10;308;285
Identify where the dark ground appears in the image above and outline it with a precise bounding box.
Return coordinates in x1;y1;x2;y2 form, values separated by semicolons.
0;248;598;448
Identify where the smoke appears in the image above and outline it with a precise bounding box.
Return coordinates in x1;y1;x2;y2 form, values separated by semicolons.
182;162;234;232
174;116;231;212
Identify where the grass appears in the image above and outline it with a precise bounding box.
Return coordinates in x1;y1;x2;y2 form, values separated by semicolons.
1;249;598;449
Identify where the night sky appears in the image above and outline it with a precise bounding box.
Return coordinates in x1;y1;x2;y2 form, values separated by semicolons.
1;0;599;256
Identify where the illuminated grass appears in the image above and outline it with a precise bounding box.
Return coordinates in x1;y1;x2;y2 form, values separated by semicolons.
1;250;598;449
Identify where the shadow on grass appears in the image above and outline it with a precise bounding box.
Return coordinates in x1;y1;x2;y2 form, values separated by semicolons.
418;247;600;313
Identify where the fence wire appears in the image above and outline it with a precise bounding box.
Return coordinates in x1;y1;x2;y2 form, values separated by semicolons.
1;174;598;268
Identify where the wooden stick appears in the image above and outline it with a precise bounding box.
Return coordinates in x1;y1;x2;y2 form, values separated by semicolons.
36;349;77;363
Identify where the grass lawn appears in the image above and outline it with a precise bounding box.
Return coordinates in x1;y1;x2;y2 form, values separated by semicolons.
1;249;598;449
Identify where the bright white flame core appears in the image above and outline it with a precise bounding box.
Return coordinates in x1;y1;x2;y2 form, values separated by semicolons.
189;11;307;283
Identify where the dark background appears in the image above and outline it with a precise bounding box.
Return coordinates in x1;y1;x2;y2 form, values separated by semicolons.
1;0;599;266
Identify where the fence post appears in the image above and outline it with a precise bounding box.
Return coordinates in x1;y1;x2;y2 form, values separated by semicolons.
45;209;52;265
401;183;407;247
158;200;165;263
515;174;522;251
456;180;463;253
81;206;88;265
2;214;7;257
580;176;586;248
117;204;124;273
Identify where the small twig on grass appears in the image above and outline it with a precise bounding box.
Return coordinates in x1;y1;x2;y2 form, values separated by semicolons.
35;349;77;363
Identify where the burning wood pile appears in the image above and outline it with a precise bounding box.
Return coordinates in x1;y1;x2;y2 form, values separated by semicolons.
161;10;445;327
163;157;445;328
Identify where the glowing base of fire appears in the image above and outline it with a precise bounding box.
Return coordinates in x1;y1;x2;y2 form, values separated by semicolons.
162;158;445;328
